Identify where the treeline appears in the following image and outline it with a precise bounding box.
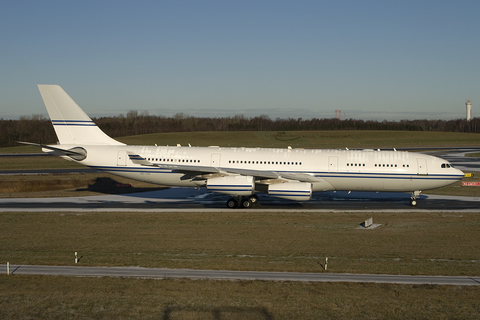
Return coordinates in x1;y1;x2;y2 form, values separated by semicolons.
1;111;479;148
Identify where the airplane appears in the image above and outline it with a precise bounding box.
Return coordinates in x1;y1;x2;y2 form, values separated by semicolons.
21;85;465;208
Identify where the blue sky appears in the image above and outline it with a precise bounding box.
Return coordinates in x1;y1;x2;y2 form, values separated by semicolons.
1;0;479;120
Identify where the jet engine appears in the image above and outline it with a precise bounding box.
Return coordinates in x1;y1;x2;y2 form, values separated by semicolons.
268;182;312;201
206;175;254;196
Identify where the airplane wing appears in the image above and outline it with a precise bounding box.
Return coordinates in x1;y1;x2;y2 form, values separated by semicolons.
127;152;219;173
127;152;322;182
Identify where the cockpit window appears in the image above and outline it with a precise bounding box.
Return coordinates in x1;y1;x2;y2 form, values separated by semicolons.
441;163;452;168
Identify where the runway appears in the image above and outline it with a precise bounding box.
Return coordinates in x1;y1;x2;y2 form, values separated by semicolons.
1;187;479;212
3;265;479;286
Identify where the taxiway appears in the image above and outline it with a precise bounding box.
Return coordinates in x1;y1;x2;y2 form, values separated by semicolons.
2;265;479;286
1;187;479;212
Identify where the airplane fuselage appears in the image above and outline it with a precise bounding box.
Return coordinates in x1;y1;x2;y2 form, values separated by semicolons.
54;144;463;194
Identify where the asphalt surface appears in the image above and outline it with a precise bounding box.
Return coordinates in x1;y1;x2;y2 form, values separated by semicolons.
3;265;479;286
1;187;479;212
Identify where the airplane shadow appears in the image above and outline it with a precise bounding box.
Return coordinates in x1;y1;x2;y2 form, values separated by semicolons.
162;306;273;320
76;177;167;195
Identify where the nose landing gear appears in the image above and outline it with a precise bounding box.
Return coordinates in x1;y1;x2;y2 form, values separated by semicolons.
410;191;421;206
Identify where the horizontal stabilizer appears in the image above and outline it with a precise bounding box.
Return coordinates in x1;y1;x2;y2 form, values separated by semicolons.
18;142;87;161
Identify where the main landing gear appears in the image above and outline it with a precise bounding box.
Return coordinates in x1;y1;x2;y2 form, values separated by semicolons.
226;194;259;209
410;191;421;206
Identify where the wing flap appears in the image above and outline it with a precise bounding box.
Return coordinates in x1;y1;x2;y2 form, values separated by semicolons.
277;172;325;183
219;168;279;179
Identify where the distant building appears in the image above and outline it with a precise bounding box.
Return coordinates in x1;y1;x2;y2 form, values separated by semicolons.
466;100;472;121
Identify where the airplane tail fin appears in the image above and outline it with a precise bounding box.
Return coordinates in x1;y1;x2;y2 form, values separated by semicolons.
38;85;124;146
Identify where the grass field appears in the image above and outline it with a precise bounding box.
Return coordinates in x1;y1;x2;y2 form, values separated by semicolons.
0;172;161;198
117;130;480;149
1;211;480;319
3;130;480;152
1;211;479;276
1;275;479;319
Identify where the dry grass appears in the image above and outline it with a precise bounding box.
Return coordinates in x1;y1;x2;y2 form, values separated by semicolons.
1;211;479;276
117;130;480;149
0;155;83;170
465;152;480;157
0;172;161;198
3;130;480;153
1;275;479;319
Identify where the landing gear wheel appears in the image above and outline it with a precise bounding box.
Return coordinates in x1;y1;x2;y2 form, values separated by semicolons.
226;198;237;208
249;194;259;205
241;198;253;208
410;191;421;207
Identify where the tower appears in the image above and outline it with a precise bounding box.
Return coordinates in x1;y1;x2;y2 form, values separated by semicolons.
335;110;342;120
466;100;472;121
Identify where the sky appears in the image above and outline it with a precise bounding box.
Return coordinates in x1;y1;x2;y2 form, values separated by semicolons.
1;0;479;121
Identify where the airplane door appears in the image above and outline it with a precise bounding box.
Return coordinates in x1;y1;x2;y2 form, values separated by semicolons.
417;158;427;175
211;153;221;167
328;156;338;172
117;150;127;166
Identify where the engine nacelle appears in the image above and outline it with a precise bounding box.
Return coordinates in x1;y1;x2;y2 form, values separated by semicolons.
268;182;312;201
206;175;254;196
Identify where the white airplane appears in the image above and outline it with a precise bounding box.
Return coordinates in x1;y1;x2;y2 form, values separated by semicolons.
22;85;465;208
